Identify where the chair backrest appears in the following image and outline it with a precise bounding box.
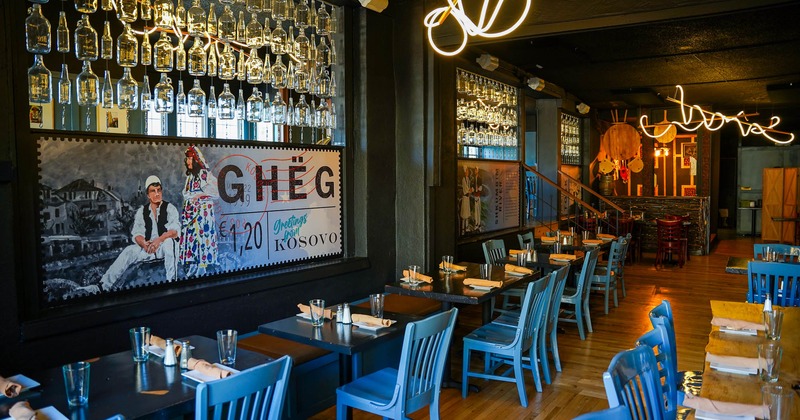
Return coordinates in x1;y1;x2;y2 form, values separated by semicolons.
195;355;292;420
753;243;800;262
603;238;626;275
578;216;598;234
747;261;800;306
616;218;634;237
544;266;570;335
517;232;535;249
395;308;459;415
577;249;600;301
520;273;555;353
573;405;633;420
637;322;677;419
602;344;665;420
656;219;683;242
482;239;507;265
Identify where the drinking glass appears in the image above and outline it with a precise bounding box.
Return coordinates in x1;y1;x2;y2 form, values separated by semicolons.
516;252;526;266
762;383;794;420
407;265;421;286
62;362;90;406
442;255;454;273
369;294;384;319
480;264;492;279
764;309;784;340
216;329;238;367
129;327;151;362
758;342;783;383
309;299;326;327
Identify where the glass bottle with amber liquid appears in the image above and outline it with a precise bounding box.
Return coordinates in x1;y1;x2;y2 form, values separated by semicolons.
75;14;98;61
154;31;174;72
76;60;99;106
26;4;51;54
117;23;138;67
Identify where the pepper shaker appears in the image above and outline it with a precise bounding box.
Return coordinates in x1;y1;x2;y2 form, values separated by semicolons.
179;339;192;370
336;304;344;323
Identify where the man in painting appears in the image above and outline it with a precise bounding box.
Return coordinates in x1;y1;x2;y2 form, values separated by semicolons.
98;175;180;291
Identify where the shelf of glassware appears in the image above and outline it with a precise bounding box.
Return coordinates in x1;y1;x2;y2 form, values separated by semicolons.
560;112;582;165
456;123;519;160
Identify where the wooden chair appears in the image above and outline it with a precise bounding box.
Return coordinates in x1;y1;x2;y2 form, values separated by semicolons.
573;405;633;420
753;243;800;262
655;219;685;268
747;261;800;306
195;355;292;420
560;249;600;340
665;214;690;261
578;215;597;235
517;232;534;250
336;308;458;420
540;266;570;382
483;238;524;315
603;345;666;420
591;238;625;314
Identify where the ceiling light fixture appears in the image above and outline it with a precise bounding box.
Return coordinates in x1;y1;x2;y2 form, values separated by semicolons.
639;85;795;145
527;77;544;91
576;102;590;115
424;0;532;56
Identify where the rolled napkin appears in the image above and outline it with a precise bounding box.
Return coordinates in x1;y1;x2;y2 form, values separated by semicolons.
504;264;533;275
559;230;572;236
150;335;183;356
682;393;763;418
463;278;503;288
351;314;393;327
0;376;22;398
438;261;468;271
597;233;616;240
9;401;36;420
187;358;232;379
582;239;603;245
706;352;759;370
711;316;765;331
541;236;556;242
297;304;333;319
549;254;577;261
401;270;433;283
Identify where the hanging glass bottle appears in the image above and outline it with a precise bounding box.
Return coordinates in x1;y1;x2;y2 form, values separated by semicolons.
58;64;71;105
262;91;272;122
296;27;309;61
101;0;113;10
218;5;235;41
236;88;245;120
187;0;206;35
154;73;174;113
262;54;271;86
309;0;317;32
286;96;294;126
74;14;98;61
295;0;309;29
188;37;207;76
154;0;174;29
246;14;263;48
316;2;330;36
218;42;235;80
76;60;99;106
117;0;138;22
217;82;235;119
246;48;263;84
237;50;247;81
246;0;262;13
141;74;152;111
117;67;138;110
316;68;330;98
154;31;174;72
329;37;337;64
175;40;187;71
329;67;336;97
246;87;262;122
271;54;286;89
207;85;217;118
141;31;153;66
57;11;69;53
236;11;246;43
287;25;295;57
309;98;316;127
263;0;272;18
271;92;286;124
101;21;113;60
207;43;218;76
207;3;218;35
176;79;187;114
286;0;295;24
296;94;309;127
295;63;309;93
263;18;271;50
101;70;114;108
28;54;52;104
26;4;51;54
272;0;287;22
187;79;205;117
286;60;295;90
116;23;138;67
271;24;286;55
328;101;336;129
174;1;186;28
141;0;153;20
315;99;326;128
315;35;329;67
75;0;98;14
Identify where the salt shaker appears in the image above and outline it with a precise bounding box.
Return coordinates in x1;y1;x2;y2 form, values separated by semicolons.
764;293;773;313
163;338;177;366
336;304;344;323
179;339;192;370
341;303;352;324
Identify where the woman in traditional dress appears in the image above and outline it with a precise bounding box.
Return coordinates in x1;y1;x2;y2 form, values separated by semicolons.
179;146;219;277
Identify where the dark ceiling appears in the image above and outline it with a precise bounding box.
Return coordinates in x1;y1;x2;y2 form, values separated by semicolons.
441;0;800;133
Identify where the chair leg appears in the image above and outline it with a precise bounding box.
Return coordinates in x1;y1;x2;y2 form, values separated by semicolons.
583;297;593;333
575;303;586;340
619;276;626;298
513;355;528;407
540;334;551;385
336;401;348;420
612;283;619;308
550;329;561;371
603;283;610;314
526;347;543;393
461;349;470;398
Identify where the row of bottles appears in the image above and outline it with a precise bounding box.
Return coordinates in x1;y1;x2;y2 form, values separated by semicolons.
560;113;581;165
456;68;517;107
456;98;517;128
457;123;518;148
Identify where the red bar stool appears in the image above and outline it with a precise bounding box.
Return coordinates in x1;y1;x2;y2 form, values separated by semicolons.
665;214;690;261
655;219;685;268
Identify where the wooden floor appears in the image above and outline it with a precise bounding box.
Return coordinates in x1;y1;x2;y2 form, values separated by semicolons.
311;231;756;419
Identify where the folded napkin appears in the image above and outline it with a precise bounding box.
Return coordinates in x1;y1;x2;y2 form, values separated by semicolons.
463;278;503;288
549;254;577;260
401;270;433;283
187;358;232;379
559;230;572;236
297;304;333;319
541;236;556;242
9;401;36;420
0;376;22;398
504;264;533;275
597;233;616;240
711;317;765;331
682;393;763;417
438;261;468;271
509;249;525;255
706;352;759;370
351;314;393;327
150;335;183;357
582;239;603;245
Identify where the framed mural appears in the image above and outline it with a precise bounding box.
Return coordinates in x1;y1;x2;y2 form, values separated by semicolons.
457;159;520;238
37;136;342;303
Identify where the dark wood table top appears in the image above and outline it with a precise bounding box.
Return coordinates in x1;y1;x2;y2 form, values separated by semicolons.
384;262;539;306
0;335;272;420
725;256;750;274
526;237;613;254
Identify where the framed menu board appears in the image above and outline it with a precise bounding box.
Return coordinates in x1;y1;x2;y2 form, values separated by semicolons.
457;159;520;238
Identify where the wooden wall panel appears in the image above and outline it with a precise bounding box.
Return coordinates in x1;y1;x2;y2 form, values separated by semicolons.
762;168;785;241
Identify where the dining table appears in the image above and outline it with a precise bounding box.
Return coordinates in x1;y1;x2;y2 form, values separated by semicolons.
725;256;750;275
689;300;800;418
0;335;272;420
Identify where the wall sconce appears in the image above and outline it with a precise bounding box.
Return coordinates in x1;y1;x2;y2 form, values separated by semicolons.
527;77;545;91
476;54;500;71
576;102;590;114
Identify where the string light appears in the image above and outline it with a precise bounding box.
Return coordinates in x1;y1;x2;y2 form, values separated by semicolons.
639;85;795;145
424;0;532;56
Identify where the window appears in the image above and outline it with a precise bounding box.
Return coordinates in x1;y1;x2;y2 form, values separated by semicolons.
177;113;207;138
145;111;166;136
255;121;277;142
215;118;241;140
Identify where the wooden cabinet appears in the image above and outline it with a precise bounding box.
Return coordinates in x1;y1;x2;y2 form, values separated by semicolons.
762;167;799;243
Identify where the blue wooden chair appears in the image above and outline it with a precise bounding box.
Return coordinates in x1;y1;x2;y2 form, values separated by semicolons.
747;261;800;306
195;355;292;420
603;344;665;420
573;405;633;420
463;273;553;406
483;238;524;315
753;243;800;262
590;238;625;314
636;323;677;420
336;308;458;420
541;265;570;383
517;232;535;250
616;234;632;298
560;249;600;340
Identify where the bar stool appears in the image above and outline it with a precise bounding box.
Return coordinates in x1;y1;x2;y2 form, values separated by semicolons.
665;214;690;261
577;215;597;235
655;219;685;268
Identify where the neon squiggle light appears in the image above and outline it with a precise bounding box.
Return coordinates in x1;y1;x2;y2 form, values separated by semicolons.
639;85;795;145
424;0;532;56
